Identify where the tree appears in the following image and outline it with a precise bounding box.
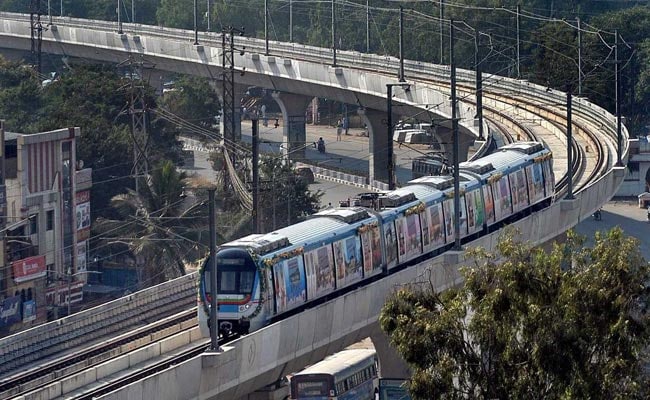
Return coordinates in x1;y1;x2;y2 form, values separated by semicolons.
159;75;221;129
380;228;650;400
257;156;322;232
208;148;323;234
95;160;209;285
0;56;43;131
37;65;182;220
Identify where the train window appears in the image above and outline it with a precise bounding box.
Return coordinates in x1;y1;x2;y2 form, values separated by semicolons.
220;271;237;292
240;271;255;292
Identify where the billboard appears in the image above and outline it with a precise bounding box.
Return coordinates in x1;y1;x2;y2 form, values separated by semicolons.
12;255;46;283
0;295;22;328
22;300;36;322
76;241;87;272
379;379;411;400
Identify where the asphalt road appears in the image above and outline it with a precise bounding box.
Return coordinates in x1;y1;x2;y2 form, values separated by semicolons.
573;199;650;260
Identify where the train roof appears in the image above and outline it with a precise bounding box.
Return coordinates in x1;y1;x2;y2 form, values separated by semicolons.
460;142;549;178
293;349;376;377
223;208;374;255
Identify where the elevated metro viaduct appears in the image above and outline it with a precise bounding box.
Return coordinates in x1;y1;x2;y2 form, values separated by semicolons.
0;13;484;190
0;13;629;400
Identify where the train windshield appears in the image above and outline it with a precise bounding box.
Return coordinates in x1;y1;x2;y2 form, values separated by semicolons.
202;249;256;296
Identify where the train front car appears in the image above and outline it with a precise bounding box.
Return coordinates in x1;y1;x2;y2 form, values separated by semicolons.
198;247;260;338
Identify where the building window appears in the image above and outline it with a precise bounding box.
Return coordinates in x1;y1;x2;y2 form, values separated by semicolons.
47;210;54;231
29;214;38;235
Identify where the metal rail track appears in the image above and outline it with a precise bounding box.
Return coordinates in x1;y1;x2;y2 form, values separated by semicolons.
0;15;615;397
0;309;197;399
0;274;196;378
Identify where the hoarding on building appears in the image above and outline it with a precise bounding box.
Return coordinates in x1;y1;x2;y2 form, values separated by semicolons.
12;255;46;283
76;190;90;232
76;241;87;272
46;281;84;306
22;300;36;322
379;379;411;400
0;295;22;328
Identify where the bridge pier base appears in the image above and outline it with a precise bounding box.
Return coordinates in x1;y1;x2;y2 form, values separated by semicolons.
359;108;397;189
215;82;247;142
369;323;411;379
272;92;313;162
437;127;474;164
235;381;289;400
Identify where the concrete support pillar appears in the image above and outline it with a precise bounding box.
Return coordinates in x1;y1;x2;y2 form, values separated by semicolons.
215;82;248;142
272;92;313;162
310;97;319;125
358;108;396;187
436;126;475;164
369;324;411;379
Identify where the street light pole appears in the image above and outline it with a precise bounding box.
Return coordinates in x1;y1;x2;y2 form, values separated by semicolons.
386;82;410;190
387;84;395;190
193;0;199;45
117;0;123;34
208;187;221;351
450;19;461;251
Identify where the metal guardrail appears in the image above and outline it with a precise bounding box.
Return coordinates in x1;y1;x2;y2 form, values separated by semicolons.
0;273;197;377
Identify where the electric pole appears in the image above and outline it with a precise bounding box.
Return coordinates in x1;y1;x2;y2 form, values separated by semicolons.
252;119;260;233
566;84;574;200
399;6;405;82
122;56;150;194
475;29;484;140
577;17;582;96
450;20;461;251
615;30;622;167
30;0;44;75
516;4;521;78
332;0;337;66
439;0;444;64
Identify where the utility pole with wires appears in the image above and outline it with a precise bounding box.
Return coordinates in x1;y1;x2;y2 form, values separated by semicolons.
221;26;244;190
120;55;152;193
30;0;44;75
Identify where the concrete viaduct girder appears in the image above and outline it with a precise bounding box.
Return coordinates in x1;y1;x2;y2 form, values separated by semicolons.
0;14;481;186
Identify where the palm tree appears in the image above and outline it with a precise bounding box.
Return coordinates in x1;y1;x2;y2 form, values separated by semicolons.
94;160;209;286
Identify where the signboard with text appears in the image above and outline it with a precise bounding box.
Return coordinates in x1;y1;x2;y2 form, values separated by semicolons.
12;255;46;283
379;379;411;400
22;300;36;322
46;281;84;306
0;295;22;328
76;241;87;272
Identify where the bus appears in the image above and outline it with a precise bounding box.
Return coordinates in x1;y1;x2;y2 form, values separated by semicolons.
289;349;379;400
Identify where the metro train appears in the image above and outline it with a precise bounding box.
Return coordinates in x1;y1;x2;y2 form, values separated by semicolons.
198;142;555;337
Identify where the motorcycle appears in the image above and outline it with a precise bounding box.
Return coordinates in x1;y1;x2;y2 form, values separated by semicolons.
593;209;602;221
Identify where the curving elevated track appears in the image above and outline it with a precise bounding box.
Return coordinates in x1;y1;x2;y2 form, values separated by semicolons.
0;13;628;400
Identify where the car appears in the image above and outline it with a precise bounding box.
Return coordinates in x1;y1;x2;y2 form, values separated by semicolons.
295;167;315;184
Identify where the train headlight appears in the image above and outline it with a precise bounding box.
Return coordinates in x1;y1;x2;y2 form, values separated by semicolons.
239;304;251;312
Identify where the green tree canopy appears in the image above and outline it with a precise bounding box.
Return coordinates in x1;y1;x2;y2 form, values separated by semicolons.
159;75;221;129
95;159;209;285
0;57;43;131
380;228;650;400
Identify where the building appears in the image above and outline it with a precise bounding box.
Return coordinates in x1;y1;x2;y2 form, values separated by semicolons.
618;137;647;196
0;126;92;333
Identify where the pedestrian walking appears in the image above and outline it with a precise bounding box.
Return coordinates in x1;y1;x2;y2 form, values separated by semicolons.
343;116;349;136
336;119;342;141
